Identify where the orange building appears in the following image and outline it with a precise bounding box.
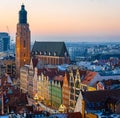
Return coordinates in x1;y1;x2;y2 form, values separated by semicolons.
62;73;69;111
16;4;30;77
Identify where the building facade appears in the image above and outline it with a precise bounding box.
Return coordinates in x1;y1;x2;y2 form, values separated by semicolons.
3;58;16;78
28;61;34;98
62;73;70;110
16;4;30;77
74;89;120;116
37;72;50;104
32;41;70;65
20;65;29;93
51;80;62;109
69;69;96;112
0;32;10;52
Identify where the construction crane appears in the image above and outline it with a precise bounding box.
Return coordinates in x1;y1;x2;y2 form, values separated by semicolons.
6;26;14;42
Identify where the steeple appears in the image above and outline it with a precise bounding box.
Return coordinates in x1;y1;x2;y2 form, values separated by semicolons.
19;4;27;24
16;4;30;78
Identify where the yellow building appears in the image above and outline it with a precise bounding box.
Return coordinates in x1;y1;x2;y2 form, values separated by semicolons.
37;72;49;103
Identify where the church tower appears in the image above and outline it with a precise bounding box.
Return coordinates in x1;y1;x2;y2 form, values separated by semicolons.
16;4;30;77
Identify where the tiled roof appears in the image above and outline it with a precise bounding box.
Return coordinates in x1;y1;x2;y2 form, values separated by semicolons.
38;67;58;79
54;75;64;81
32;41;69;57
82;71;97;85
37;68;45;75
82;89;120;110
5;93;28;107
102;79;120;86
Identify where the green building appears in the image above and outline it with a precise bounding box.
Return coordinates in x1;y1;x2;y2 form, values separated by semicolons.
49;80;62;109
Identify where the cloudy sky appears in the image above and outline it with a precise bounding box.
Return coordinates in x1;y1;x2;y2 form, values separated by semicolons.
0;0;120;42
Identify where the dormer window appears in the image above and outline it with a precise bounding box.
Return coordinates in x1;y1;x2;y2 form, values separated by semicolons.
44;51;47;55
64;52;67;56
49;52;51;56
54;52;56;56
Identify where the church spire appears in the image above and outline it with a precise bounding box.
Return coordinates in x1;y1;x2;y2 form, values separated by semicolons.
19;4;27;24
16;4;30;77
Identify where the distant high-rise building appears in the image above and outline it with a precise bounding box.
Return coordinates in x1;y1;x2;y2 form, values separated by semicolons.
0;32;10;52
16;4;31;77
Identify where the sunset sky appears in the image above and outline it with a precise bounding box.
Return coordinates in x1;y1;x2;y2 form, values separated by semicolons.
0;0;120;42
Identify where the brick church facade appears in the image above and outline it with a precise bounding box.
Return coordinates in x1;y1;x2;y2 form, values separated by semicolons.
32;41;70;65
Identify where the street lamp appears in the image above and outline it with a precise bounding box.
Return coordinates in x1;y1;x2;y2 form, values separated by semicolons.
34;93;39;111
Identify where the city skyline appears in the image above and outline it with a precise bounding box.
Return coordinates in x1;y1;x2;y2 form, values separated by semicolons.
0;0;120;42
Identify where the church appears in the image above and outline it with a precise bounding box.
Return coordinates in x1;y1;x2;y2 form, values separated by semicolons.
32;41;70;65
16;4;70;78
16;4;31;77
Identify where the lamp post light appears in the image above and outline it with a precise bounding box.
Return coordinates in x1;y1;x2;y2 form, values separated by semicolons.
34;93;39;111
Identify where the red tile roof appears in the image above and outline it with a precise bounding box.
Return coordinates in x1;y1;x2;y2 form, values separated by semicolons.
54;75;64;81
102;79;120;86
82;71;97;85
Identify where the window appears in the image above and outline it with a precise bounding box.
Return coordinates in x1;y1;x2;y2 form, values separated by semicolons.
71;88;74;93
75;80;80;88
49;52;51;56
64;52;67;56
70;94;74;100
54;52;56;56
44;51;47;55
70;82;74;87
75;89;80;95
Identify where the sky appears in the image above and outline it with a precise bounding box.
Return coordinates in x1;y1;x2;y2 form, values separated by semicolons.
0;0;120;42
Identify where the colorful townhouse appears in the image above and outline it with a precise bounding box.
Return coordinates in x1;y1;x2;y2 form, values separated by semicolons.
68;69;96;112
37;71;49;103
74;89;120;117
20;65;29;93
62;73;69;112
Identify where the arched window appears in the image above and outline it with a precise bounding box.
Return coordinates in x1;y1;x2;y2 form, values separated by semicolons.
75;80;80;88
